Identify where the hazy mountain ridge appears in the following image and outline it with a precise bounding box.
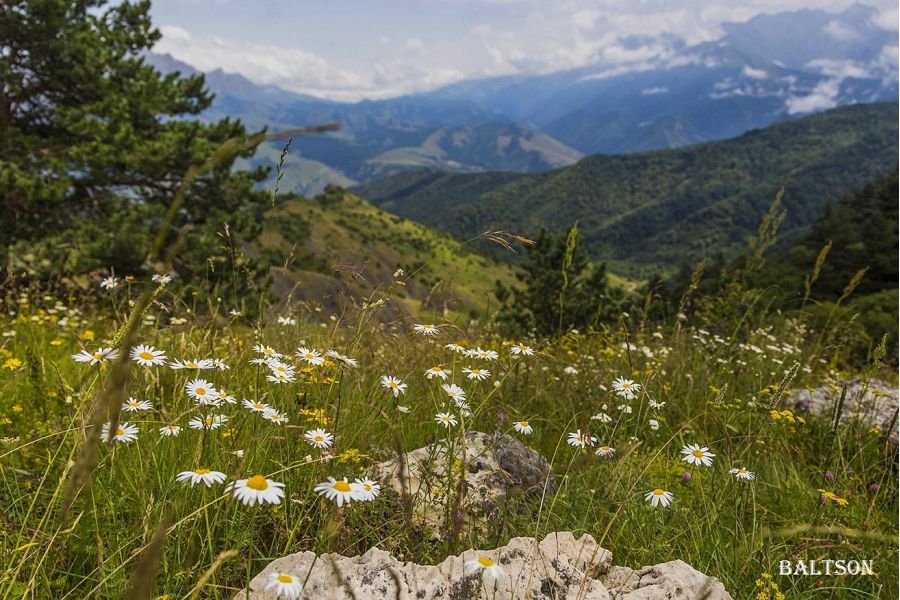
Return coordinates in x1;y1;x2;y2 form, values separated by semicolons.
352;102;899;276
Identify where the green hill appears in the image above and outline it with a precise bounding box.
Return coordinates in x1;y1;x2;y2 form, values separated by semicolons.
257;188;517;319
353;102;899;276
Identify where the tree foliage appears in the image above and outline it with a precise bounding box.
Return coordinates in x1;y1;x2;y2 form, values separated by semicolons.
1;0;268;299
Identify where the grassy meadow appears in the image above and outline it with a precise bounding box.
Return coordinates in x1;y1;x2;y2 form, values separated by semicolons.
0;268;896;599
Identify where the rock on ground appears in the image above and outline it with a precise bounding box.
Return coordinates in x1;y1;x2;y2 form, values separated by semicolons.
235;531;734;599
791;378;898;444
370;431;555;536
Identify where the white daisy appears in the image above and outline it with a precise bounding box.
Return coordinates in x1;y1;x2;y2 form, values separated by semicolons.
595;445;616;458
121;397;153;412
510;343;534;356
188;414;228;430
72;347;119;365
176;468;226;487
266;372;295;384
729;467;755;481
265;573;303;599
645;488;674;508
151;273;172;284
303;428;334;449
158;424;182;437
214;389;237;405
445;343;467;354
435;412;458;428
680;443;715;467
228;475;285;506
129;344;167;367
254;344;283;359
101;421;138;443
465;555;505;581
613;377;641;399
314;477;357;507
413;323;440;336
296;347;325;366
262;409;289;425
441;383;466;403
100;276;118;290
567;429;597;448
352;477;381;501
462;367;490;381
472;347;499;361
185;379;219;404
380;375;407;397
648;398;666;410
243;399;273;413
513;421;533;435
424;366;449;380
169;358;215;370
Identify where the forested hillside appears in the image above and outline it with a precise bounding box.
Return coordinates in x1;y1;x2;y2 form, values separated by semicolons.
354;102;898;276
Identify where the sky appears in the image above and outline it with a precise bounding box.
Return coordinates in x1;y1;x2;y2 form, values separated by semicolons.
149;0;899;101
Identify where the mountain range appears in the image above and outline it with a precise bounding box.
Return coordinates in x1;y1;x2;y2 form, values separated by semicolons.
145;3;898;195
352;102;899;276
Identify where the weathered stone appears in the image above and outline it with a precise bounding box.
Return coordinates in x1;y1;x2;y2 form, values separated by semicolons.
370;431;555;536
236;531;613;599
603;561;733;599
791;378;898;444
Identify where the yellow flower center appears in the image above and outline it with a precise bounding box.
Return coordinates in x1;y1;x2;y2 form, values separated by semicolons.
313;435;324;443
363;484;372;491
194;469;210;475
115;428;125;436
333;480;352;492
139;351;153;360
478;556;494;567
196;387;206;396
692;450;704;458
204;417;214;425
654;488;664;496
186;362;198;368
520;421;529;427
92;353;103;360
246;475;269;490
276;574;293;584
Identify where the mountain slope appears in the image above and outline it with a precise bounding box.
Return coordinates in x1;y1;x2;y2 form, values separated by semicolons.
353;102;899;276
257;188;517;318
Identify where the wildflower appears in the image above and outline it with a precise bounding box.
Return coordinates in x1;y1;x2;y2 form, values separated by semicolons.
462;367;490;381
214;389;237;405
314;477;357;507
817;489;849;506
352;477;381;501
277;316;296;326
325;350;358;367
648;419;660;431
296;347;324;366
176;469;226;487
188;414;227;430
303;428;334;449
681;443;715;467
617;404;633;414
101;421;138;443
130;344;167;367
266;361;294;379
513;420;533;435
441;383;466;403
729;467;755;481
472;347;499;361
72;347;119;365
211;358;229;371
243;399;272;413
435;412;458;428
510;343;534;356
648;398;666;409
563;366;579;375
380;375;407;397
262;409;289;425
567;429;597;448
413;323;440;336
445;343;467;354
169;358;215;370
159;424;182;437
465;555;505;581
185;379;218;403
397;405;410;414
228;475;285;506
100;276;118;290
645;488;674;508
121;397;153;412
254;344;283;359
595;445;615;458
613;377;640;399
265;573;303;599
424;366;449;380
591;412;612;423
151;273;172;284
266;372;295;384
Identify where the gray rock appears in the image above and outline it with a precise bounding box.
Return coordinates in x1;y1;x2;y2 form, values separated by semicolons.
791;378;898;444
370;431;555;536
604;561;733;599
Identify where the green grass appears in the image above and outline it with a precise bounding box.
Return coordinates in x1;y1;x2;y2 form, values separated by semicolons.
0;277;895;599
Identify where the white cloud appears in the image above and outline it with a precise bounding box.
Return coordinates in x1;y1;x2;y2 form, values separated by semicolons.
786;78;842;114
805;58;872;79
641;86;669;95
742;66;768;79
823;19;861;41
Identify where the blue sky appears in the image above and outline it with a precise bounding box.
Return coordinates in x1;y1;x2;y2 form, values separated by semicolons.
149;0;899;101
